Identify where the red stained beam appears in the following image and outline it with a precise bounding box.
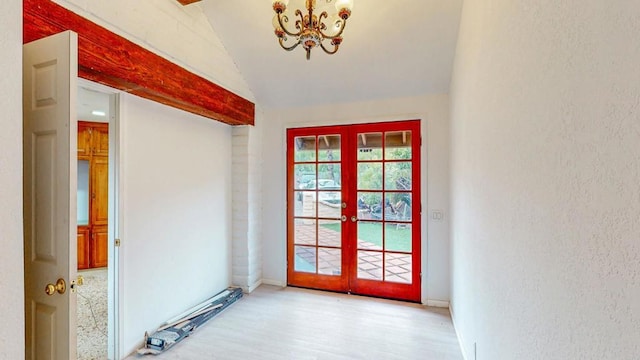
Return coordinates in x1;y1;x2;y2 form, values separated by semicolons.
177;0;203;5
24;0;254;126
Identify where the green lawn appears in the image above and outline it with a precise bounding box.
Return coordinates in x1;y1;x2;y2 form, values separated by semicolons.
322;222;412;252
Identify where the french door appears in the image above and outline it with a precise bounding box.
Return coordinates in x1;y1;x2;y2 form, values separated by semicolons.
287;120;421;302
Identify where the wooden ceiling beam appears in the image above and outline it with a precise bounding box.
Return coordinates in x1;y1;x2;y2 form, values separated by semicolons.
24;0;254;126
177;0;202;5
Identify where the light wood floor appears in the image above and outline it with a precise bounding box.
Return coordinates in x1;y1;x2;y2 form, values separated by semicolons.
126;285;463;360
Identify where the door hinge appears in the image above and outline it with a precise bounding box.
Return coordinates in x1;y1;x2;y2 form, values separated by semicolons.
115;238;121;247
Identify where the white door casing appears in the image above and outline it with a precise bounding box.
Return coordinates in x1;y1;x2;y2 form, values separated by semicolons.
23;31;78;360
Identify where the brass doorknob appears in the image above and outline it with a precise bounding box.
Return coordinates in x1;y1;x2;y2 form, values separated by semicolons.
45;278;66;296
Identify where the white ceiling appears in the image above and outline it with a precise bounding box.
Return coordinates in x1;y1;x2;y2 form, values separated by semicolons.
78;86;110;123
201;0;463;109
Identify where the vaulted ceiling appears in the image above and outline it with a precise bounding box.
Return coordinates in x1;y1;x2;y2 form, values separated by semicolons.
201;0;463;109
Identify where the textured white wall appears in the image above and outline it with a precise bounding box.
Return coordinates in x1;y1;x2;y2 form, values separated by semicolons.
261;94;451;304
52;0;254;102
231;116;264;292
0;1;24;358
119;93;232;356
450;1;640;359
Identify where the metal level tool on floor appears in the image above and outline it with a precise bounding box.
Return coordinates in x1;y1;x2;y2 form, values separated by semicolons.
137;287;243;355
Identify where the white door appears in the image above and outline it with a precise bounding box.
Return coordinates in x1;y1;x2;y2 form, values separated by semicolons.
23;30;78;360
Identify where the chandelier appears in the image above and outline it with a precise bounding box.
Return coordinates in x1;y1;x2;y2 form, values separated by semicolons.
272;0;354;60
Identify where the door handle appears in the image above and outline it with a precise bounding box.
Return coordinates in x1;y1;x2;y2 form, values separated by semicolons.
45;278;66;296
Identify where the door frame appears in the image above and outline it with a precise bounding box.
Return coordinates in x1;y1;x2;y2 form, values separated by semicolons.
24;75;124;358
285;119;425;302
78;78;123;359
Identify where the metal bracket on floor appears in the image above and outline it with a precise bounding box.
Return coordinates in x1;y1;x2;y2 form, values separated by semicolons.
137;287;243;355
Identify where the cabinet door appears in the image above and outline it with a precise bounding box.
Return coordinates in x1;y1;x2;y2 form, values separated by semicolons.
91;156;109;227
77;226;90;270
92;123;109;157
91;225;108;268
77;123;91;157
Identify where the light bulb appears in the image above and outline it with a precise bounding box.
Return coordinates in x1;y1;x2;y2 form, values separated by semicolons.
334;0;353;12
323;15;343;37
272;14;283;30
272;0;289;6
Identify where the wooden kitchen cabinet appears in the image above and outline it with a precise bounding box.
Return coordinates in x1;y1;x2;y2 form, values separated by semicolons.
92;124;110;157
77;123;92;157
92;156;109;227
77;225;90;269
91;225;109;268
77;121;109;270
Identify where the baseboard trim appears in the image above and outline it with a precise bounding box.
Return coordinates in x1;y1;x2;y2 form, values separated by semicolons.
244;279;263;293
261;278;286;287
426;299;450;308
449;305;469;360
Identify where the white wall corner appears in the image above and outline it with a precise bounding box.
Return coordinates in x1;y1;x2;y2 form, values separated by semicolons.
243;279;263;294
232;275;249;289
449;306;469;360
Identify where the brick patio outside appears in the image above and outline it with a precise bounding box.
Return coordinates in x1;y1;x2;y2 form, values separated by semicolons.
293;222;412;284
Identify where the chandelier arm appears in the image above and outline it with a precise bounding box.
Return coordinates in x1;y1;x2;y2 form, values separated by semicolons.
320;41;339;55
294;9;305;32
277;11;304;37
279;37;302;51
318;16;348;39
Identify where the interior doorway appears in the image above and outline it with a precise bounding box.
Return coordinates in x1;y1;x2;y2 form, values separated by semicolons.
287;120;422;302
76;83;119;359
23;32;120;360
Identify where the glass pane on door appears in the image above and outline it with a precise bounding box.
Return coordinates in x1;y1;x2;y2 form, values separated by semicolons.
291;133;342;277
355;128;415;284
357;132;383;160
77;160;90;226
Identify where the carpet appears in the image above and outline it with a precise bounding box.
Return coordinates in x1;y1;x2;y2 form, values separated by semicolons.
77;268;108;360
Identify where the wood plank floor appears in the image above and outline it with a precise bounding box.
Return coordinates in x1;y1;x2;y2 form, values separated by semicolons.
126;285;463;360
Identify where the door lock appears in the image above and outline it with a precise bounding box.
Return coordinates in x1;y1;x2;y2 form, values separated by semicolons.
45;278;66;296
70;275;85;293
351;216;358;223
341;215;347;222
